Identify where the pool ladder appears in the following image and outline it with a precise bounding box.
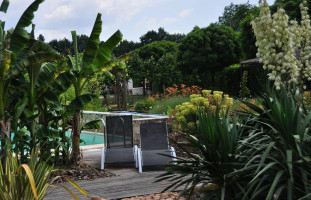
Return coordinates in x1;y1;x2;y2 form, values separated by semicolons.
92;119;106;145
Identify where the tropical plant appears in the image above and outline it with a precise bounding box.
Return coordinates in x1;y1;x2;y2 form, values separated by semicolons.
0;0;64;161
252;0;311;90
237;86;311;199
0;152;91;200
0;152;53;200
67;13;122;163
157;110;246;200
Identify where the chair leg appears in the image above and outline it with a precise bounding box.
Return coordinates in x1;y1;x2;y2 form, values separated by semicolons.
101;147;106;170
134;145;138;168
170;147;177;164
137;149;142;173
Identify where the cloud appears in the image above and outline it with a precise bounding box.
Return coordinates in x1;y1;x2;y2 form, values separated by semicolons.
45;5;74;20
179;8;194;18
162;17;178;25
37;29;70;42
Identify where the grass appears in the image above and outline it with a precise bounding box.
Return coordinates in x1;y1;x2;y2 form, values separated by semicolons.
149;96;190;114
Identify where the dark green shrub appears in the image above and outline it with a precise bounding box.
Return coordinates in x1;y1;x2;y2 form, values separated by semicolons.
134;97;156;112
215;64;241;96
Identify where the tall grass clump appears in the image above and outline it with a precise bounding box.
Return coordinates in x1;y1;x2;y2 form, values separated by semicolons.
150;96;190;114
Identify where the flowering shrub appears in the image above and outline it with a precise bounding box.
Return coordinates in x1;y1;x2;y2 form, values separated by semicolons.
165;84;202;98
252;0;311;90
172;90;234;133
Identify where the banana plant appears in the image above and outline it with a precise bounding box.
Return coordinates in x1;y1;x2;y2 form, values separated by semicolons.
0;0;48;159
68;13;122;163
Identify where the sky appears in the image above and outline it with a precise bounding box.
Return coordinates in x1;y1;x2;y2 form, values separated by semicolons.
0;0;274;42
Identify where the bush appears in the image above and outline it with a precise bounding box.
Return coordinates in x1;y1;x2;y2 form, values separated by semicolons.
160;86;311;199
149;96;190;114
134;97;157;112
83;97;108;112
172;90;234;134
215;64;241;96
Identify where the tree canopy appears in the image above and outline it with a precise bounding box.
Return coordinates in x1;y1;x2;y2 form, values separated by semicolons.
219;2;254;31
177;24;240;88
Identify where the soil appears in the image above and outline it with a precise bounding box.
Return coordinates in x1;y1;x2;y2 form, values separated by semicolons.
50;163;115;184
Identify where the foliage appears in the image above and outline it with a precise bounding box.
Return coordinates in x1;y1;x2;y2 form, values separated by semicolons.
48;34;89;55
172;90;234;134
238;86;311;199
215;64;241;96
149;96;190;115
67;13;122;162
218;2;255;31
133;97;157;112
113;39;141;57
158;110;245;199
239;71;250;98
252;0;311;90
177;24;240;88
140;27;185;46
161;86;311;199
271;0;311;21
0;152;53;200
128;41;181;94
240;7;260;60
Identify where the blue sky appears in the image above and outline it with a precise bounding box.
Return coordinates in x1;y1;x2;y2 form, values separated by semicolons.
0;0;274;42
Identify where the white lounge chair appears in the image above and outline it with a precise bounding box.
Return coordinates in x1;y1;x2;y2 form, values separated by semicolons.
101;115;138;170
136;122;177;173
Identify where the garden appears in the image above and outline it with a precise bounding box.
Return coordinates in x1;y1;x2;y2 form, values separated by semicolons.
0;0;311;199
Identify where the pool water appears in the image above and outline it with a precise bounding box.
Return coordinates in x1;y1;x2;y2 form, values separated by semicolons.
66;131;105;146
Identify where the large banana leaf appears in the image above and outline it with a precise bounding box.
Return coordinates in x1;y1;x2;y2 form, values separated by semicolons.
82;13;102;67
7;52;63;77
50;71;74;96
83;30;122;75
67;94;96;111
10;0;44;56
0;0;9;13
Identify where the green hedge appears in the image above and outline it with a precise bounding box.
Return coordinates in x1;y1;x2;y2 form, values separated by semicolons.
214;64;268;97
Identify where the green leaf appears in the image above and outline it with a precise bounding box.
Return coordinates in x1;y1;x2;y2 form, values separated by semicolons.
0;0;9;13
81;119;101;130
266;170;284;200
82;13;102;67
67;94;96;111
10;0;44;56
50;71;74;96
8;52;62;78
84;30;122;75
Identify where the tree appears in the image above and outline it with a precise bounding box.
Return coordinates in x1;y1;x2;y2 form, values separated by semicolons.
113;40;141;57
138;40;179;93
68;14;122;163
240;7;260;59
271;0;311;21
140;27;168;45
37;33;45;41
177;24;240;88
219;2;254;31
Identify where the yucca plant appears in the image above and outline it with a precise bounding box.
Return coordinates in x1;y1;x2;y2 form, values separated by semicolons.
0;152;53;200
158;110;249;200
238;86;311;199
0;151;91;200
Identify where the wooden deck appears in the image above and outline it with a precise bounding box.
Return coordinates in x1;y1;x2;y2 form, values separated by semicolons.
45;149;176;200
